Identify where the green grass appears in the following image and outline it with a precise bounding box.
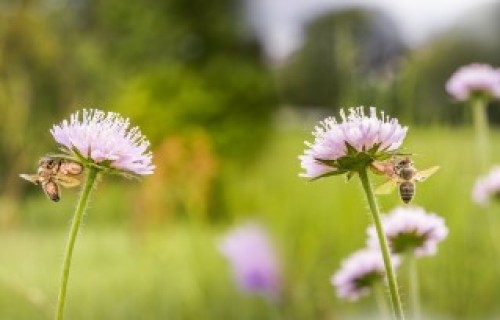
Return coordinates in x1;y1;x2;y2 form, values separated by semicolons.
0;227;275;320
1;127;500;319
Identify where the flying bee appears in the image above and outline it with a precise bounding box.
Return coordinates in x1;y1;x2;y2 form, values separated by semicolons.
374;157;439;204
20;156;84;202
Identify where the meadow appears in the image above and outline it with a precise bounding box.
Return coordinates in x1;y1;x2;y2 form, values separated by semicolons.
1;125;499;320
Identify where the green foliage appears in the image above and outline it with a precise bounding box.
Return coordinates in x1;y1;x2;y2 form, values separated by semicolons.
67;0;278;160
112;58;276;160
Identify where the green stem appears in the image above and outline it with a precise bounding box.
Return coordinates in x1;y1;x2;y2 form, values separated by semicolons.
55;167;99;320
471;97;489;171
408;255;420;320
358;167;404;320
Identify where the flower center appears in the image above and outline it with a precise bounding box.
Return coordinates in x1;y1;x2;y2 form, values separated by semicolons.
354;271;383;290
389;230;427;254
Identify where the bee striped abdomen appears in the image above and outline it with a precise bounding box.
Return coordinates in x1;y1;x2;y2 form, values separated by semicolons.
399;182;415;204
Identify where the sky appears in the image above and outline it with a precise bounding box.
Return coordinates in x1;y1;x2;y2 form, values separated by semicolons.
244;0;499;62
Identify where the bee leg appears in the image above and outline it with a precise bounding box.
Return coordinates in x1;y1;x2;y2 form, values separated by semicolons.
42;181;60;202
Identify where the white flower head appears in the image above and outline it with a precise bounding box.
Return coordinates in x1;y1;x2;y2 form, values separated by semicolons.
332;248;400;301
50;109;155;176
299;107;407;179
446;63;500;101
472;166;500;206
367;206;448;257
218;223;281;300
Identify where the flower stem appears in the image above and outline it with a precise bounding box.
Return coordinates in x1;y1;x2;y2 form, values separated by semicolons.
358;167;404;320
55;167;99;320
471;97;489;171
408;255;421;320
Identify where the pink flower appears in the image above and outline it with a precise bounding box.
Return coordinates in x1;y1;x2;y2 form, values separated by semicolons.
218;223;281;300
367;206;448;257
332;248;400;301
446;63;500;101
299;107;407;179
50;109;154;175
472;166;500;206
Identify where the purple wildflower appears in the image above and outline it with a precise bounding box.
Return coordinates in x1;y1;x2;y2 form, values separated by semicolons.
472;166;500;206
367;206;448;257
299;107;407;179
446;63;500;101
50;109;154;175
332;248;400;301
218;223;281;299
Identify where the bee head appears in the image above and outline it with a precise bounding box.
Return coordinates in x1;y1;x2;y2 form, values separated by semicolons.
397;157;413;168
39;157;58;169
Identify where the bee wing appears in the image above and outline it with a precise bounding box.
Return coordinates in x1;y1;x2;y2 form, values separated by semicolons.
375;179;399;195
55;175;82;188
20;174;41;185
414;166;440;182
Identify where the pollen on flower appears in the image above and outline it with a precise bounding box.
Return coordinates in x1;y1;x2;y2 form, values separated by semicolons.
367;206;448;257
299;107;407;179
50;109;155;175
446;63;500;101
331;248;400;301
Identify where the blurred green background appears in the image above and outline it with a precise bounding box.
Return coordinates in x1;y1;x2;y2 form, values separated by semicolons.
1;0;500;319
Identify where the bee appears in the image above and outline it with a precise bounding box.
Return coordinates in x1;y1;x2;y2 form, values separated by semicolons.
373;157;439;204
20;156;84;202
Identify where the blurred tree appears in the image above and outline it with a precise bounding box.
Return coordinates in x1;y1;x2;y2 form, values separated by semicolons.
69;0;277;160
277;3;500;126
395;2;500;125
276;8;405;111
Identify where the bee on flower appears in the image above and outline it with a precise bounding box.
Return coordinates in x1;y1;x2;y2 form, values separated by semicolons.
300;106;410;318
299;107;408;180
21;108;155;320
50;109;155;176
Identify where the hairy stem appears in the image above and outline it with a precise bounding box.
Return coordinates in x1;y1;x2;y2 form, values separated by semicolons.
358;167;404;320
55;167;99;320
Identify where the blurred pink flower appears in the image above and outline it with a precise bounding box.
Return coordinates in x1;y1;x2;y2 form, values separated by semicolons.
332;248;400;301
50;109;154;175
446;63;500;101
218;223;281;300
472;166;500;206
299;107;407;179
367;206;448;257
